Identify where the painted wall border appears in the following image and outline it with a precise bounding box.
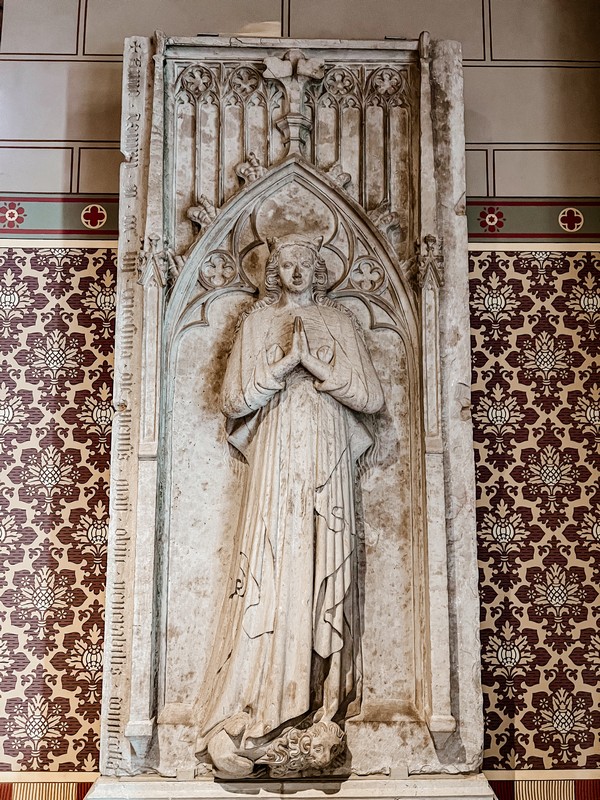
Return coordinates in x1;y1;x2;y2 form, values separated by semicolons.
0;776;99;784
4;241;599;251
0;239;117;247
468;242;600;251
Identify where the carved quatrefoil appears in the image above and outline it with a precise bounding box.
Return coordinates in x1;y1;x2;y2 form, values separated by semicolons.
199;250;237;288
349;256;386;293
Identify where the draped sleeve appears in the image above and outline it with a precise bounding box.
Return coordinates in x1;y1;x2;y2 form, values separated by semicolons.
221;311;284;419
314;310;384;415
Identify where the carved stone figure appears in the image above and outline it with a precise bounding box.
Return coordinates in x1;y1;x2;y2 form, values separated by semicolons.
194;235;384;777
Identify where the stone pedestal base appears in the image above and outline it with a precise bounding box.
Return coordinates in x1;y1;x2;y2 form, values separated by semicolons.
88;776;494;800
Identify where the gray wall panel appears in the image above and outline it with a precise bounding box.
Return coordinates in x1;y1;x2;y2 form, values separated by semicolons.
84;0;281;55
289;0;485;60
0;0;80;54
78;148;122;193
490;0;600;61
0;62;122;141
494;149;600;197
466;150;489;196
0;146;72;192
464;67;600;144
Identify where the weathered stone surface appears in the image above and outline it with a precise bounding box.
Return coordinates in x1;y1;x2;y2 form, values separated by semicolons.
90;32;490;800
89;776;494;800
90;776;495;800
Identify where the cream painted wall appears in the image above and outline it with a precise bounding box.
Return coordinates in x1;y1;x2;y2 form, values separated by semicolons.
0;0;599;196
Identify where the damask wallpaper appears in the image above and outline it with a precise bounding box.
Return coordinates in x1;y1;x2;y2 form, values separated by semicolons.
0;245;598;774
0;247;115;771
471;251;600;769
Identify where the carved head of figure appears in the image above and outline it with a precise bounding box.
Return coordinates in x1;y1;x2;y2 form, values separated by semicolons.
264;235;328;303
256;720;345;777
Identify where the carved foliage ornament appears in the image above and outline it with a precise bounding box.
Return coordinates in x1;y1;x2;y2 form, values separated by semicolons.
236;153;268;185
187;196;217;233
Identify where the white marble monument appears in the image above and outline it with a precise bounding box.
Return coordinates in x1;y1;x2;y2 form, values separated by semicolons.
89;33;493;800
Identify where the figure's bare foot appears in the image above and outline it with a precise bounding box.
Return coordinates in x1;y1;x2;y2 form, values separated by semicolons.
223;712;250;738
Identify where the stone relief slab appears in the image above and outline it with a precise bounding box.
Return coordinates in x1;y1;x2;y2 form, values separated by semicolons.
90;33;491;800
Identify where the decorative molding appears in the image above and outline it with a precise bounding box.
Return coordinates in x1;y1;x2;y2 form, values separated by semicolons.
467;199;600;242
485;771;600;781
468;241;600;251
416;32;455;750
0;197;118;239
0;775;99;783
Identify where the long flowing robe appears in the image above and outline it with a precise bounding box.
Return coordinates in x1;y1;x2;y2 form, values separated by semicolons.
196;300;383;753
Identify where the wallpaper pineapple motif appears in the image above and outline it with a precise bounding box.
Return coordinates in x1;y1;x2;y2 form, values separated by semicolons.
471;250;600;769
0;246;598;770
0;247;115;770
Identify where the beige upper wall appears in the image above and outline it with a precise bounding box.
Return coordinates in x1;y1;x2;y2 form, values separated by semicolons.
0;0;80;54
489;0;600;61
0;0;599;197
83;0;281;55
290;0;486;59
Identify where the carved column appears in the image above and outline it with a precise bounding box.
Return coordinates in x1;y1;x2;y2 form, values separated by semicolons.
123;35;168;759
418;31;456;747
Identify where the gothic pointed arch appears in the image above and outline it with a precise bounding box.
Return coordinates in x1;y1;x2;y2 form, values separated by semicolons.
164;155;419;355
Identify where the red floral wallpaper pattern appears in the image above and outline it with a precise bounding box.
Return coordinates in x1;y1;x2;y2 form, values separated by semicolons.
0;247;115;771
471;251;600;769
0;246;598;771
